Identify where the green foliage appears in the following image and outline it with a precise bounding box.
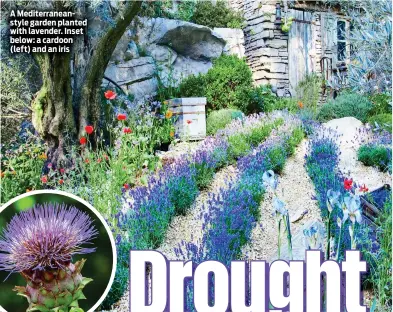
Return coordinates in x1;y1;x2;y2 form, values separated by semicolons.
247;118;284;147
167;175;199;216
206;109;244;135
284;127;305;156
368;93;392;116
194;162;215;189
361;196;392;311
247;85;277;113
228;133;251;159
191;1;244;29
317;92;373;122
0;134;47;203
271;97;299;113
357;144;392;173
368;113;392;133
295;73;322;111
266;146;286;173
178;55;253;113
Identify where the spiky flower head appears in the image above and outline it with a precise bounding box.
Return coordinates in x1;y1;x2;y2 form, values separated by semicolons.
0;203;97;273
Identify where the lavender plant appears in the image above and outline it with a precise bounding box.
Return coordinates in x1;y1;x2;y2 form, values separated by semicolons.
0;203;97;312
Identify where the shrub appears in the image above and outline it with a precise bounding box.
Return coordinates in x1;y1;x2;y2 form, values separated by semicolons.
228;133;251;159
368;93;392;116
266;146;287;173
368;113;392;133
247;85;277;113
357;144;392;173
247;118;284;147
191;1;244;29
284;126;305;156
317;92;373;122
295;73;322;111
272;97;299;113
206;109;243;135
166;161;199;216
178;55;253;113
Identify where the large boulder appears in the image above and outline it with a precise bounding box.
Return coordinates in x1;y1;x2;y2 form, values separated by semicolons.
104;57;155;85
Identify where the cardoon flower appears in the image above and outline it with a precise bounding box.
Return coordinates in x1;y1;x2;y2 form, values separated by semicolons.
0;203;97;311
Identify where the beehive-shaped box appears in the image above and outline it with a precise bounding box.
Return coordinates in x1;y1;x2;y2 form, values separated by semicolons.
167;98;207;140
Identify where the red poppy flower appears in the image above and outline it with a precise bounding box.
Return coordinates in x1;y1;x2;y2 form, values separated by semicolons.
104;90;117;100
80;137;87;145
85;125;94;135
104;154;109;161
59;168;65;174
117;113;127;121
47;163;52;169
186;120;192;124
59;179;64;185
84;158;90;164
123;127;132;134
359;184;369;193
123;183;130;190
97;158;102;164
344;178;353;191
41;175;48;183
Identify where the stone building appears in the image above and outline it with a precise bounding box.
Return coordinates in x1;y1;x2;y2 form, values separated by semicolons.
229;0;348;97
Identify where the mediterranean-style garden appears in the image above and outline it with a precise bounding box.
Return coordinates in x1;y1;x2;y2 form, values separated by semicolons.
1;1;392;311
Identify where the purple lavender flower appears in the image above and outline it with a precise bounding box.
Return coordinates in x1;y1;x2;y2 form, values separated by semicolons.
0;203;97;272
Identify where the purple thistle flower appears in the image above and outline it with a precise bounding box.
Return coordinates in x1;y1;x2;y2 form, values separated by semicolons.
0;203;97;272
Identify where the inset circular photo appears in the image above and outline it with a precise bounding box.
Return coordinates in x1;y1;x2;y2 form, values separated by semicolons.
0;191;116;312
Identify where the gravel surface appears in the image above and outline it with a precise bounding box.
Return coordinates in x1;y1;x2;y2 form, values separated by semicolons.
242;139;322;262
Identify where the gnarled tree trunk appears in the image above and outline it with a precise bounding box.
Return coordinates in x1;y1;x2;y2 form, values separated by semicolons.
31;1;142;166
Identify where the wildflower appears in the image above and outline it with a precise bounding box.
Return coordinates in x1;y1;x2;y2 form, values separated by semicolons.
0;203;97;311
123;127;132;134
170;131;175;137
80;137;87;145
0;171;4;178
117;113;127;121
262;170;277;191
326;189;341;212
85;125;94;135
123;183;130;190
343;193;362;224
344;178;353;191
41;175;48;183
165;110;173;119
59;168;65;174
84;158;89;164
26;189;31;193
104;90;117;100
47;163;53;169
359;184;368;193
97;158;102;164
38;153;47;160
59;179;64;185
298;101;304;109
104;154;109;161
186;120;192;124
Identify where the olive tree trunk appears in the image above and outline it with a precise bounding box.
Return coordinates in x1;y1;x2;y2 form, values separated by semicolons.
31;1;142;166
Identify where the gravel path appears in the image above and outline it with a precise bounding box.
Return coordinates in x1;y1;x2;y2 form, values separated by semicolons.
242;139;322;262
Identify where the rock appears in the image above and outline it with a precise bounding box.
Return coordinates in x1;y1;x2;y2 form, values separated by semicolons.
110;30;134;63
148;44;177;64
213;28;245;57
104;57;156;85
124;41;139;61
127;77;158;101
290;209;308;223
267;39;287;49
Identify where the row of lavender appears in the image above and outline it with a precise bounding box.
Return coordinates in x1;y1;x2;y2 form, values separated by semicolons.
103;112;285;305
304;124;392;261
175;114;305;309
